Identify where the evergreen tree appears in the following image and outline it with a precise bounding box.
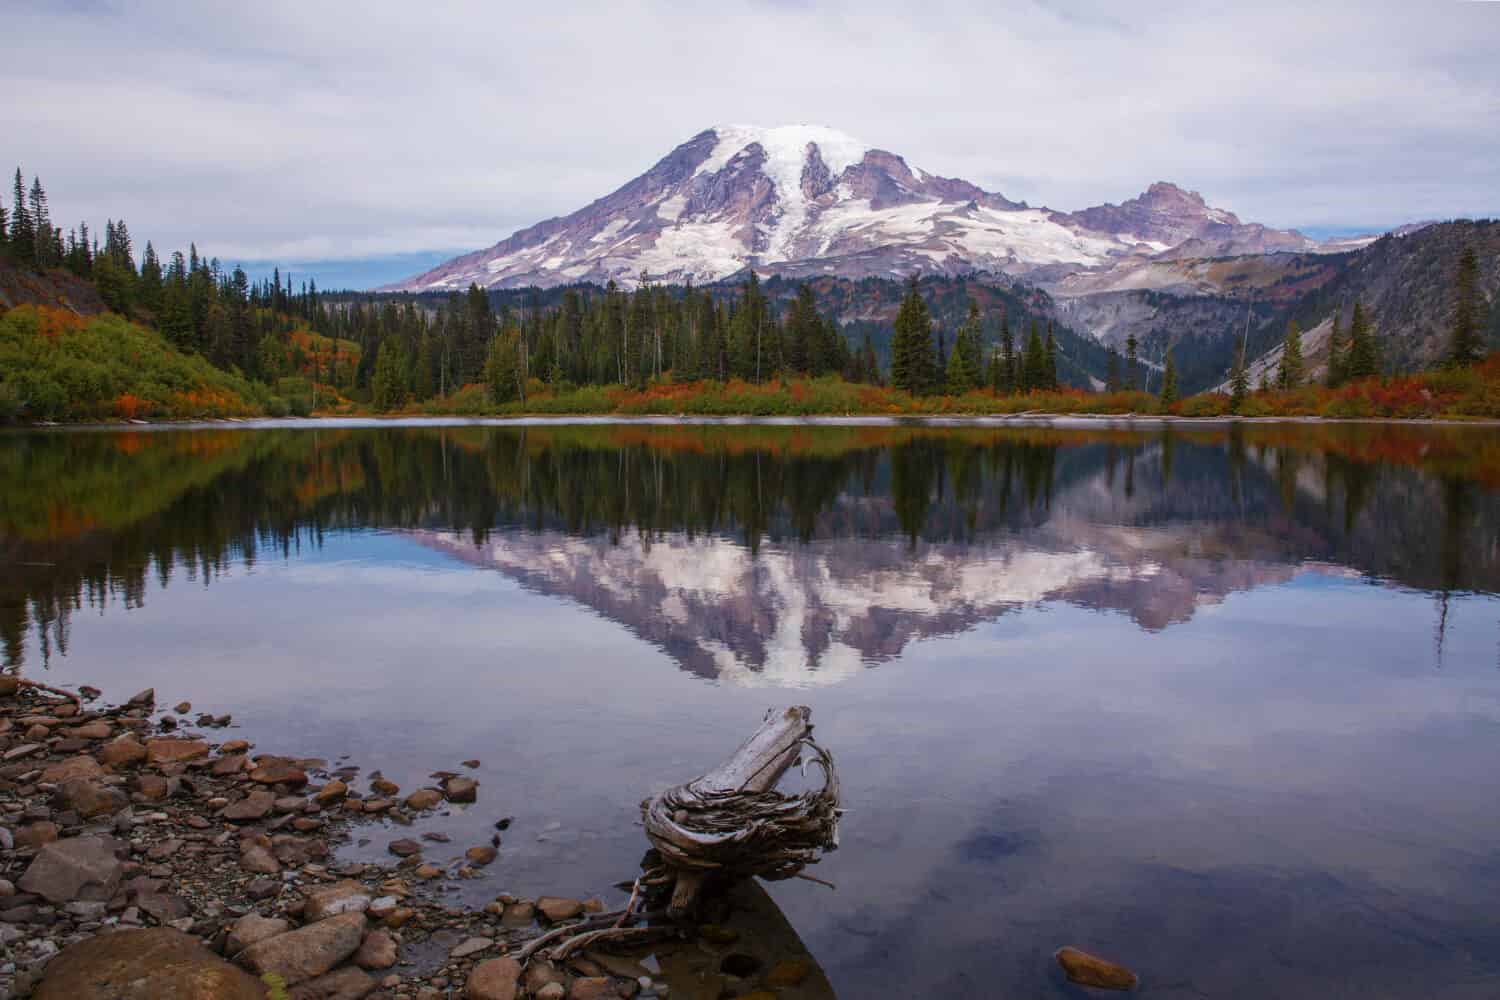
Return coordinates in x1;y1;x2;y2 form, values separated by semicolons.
371;338;409;411
1277;319;1304;389
860;332;880;385
1449;244;1484;367
1325;312;1346;387
10;169;33;264
1043;325;1059;390
1346;301;1379;380
1105;348;1121;392
1258;368;1271;394
998;316;1016;393
138;242;163;313
1124;334;1139;391
1229;340;1249;412
483;330;523;404
890;277;935;394
28;177;51;267
1020;324;1047;391
944;298;983;393
1159;348;1179;406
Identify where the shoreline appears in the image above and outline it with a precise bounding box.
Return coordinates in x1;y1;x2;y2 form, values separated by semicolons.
9;411;1500;433
0;678;681;999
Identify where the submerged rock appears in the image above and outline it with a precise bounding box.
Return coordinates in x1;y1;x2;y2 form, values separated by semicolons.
1056;946;1139;991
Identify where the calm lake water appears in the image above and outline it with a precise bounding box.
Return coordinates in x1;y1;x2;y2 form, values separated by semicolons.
4;420;1500;998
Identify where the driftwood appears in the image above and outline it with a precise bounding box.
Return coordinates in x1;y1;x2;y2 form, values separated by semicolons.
643;705;841;918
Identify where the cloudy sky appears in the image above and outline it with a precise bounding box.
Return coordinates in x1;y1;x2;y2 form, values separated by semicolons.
8;1;1498;288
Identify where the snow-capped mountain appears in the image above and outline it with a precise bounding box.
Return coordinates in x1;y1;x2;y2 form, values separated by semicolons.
386;124;1323;292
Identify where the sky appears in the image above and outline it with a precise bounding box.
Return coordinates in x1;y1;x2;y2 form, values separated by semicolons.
7;1;1499;289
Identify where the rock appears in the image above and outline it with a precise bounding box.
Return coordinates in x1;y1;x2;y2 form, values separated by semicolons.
2;742;44;761
414;863;442;880
134;774;172;801
370;777;400;796
32;927;265;1000
465;845;497;866
246;877;281;900
136;888;191;923
765;958;811;988
18;835;121;903
422;831;451;843
239;841;281;874
16;821;60;850
237;910;367;986
466;956;523;1000
145;738;208;764
145;837;183;861
535;985;566;1000
450;936;492;959
388;838;422;858
569;979;617;1000
354;928;398;970
536;896;584;922
99;737;147;767
25;722;50;741
223;790;276;821
462;759;482;768
523;961;570;997
288;965;377;999
55;777;128;818
303;879;372;922
227;912;291;955
174;701;192;714
39;756;103;784
443;776;478;803
250;757;309;787
127;688;155;707
211;753;248;776
220;739;251;753
68;721;113;740
501;901;535;927
1056;946;1139;991
313;779;348;804
404;788;443;811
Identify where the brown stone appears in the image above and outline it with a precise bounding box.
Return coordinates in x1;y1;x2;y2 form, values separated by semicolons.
33;927;265;1000
240;840;281;874
288;965;376;999
18;835;122;903
536;896;584;922
16;820;60;850
211;753;248;776
56;777;129;817
237;910;367;987
466;956;523;1000
465;845;497;866
370;777;400;796
1056;946;1139;991
220;739;251;753
442;776;478;802
227;912;292;955
569;978;619;1000
67;721;113;740
414;863;442;880
40;755;104;784
354;928;398;970
134;773;171;801
223;789;276;821
388;838;422;857
99;737;147;767
765;958;811;988
313;779;348;804
146;738;208;764
250;757;308;787
404;788;443;811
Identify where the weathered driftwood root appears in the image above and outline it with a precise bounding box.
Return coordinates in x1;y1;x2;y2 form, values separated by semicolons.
642;705;841;918
0;676;82;705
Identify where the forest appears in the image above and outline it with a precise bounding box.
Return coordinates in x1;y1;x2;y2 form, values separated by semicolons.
1;166;1496;423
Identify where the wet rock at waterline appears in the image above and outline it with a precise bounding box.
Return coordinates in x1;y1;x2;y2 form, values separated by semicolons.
1056;946;1139;991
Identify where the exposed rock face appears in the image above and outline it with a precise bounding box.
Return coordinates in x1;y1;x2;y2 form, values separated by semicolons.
236;910;367;986
19;836;122;903
386;125;1326;293
33;927;266;1000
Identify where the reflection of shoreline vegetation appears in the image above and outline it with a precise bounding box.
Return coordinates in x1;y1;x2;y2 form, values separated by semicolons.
4;424;1498;669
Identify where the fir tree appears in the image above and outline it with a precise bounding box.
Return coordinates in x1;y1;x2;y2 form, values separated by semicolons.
1277;319;1304;390
1449;244;1484;367
1043;325;1059;390
1105;348;1121;392
1325;312;1346;387
998;316;1016;393
860;332;880;385
1229;340;1249;412
944;299;983;393
1124;334;1139;391
28;177;51;267
1020;324;1047;392
890;277;935;394
1258;368;1271;394
10;169;33;264
1159;348;1179;406
1346;301;1379;380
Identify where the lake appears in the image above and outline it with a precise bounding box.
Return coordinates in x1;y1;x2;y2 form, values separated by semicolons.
4;419;1500;998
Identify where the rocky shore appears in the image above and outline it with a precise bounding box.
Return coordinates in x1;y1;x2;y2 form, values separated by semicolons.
0;678;728;1000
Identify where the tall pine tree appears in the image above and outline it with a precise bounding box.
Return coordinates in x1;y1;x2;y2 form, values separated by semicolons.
1449;245;1484;367
1277;320;1304;390
890;277;935;394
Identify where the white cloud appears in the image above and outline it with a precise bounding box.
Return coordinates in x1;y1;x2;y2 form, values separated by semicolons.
5;1;1496;275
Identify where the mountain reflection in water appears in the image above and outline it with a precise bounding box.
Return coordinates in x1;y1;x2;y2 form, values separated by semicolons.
4;423;1497;678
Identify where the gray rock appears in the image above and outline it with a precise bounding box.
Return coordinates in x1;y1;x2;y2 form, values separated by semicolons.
18;836;122;904
449;936;492;959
